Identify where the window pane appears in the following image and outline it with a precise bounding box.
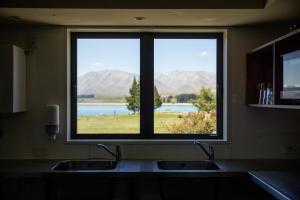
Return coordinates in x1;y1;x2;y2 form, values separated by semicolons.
77;38;140;134
154;39;217;134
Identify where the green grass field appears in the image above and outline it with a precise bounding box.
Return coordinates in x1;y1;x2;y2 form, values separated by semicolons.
77;113;181;134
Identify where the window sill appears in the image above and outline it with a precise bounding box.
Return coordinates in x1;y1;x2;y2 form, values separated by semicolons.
65;138;228;145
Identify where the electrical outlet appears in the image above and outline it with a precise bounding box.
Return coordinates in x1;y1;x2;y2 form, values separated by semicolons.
32;148;48;158
284;144;299;154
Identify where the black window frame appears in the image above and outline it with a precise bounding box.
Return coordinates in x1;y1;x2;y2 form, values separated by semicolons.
70;32;224;140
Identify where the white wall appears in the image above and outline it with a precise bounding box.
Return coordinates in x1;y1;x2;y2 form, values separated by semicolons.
0;25;299;159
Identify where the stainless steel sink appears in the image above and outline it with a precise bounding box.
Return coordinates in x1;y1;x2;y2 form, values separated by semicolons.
51;160;117;171
157;160;221;170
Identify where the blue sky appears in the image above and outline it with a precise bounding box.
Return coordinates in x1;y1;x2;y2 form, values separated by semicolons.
77;39;140;76
77;38;216;76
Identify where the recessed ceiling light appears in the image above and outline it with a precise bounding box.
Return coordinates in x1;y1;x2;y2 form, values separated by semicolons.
134;17;145;21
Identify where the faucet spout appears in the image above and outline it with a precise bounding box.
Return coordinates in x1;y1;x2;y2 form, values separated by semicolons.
194;141;214;161
97;144;122;161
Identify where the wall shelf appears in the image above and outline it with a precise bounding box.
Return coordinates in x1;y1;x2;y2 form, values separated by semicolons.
246;29;300;109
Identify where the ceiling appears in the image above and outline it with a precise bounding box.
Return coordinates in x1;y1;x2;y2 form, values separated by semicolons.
0;0;268;9
0;0;299;26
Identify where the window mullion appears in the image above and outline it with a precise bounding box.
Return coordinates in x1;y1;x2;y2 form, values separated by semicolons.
140;34;154;138
216;34;224;139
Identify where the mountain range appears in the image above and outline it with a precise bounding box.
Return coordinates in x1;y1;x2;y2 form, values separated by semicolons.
78;70;216;97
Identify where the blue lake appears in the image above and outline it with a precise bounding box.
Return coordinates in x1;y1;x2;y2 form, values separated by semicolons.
78;104;197;116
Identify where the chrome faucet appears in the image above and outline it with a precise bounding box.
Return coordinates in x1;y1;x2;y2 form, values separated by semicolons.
194;141;214;161
97;144;122;161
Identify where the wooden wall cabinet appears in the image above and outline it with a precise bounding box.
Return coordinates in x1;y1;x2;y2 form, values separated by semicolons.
246;30;300;109
0;45;26;113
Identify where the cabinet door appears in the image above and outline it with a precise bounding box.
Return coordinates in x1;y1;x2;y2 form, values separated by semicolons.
22;179;45;200
0;178;44;200
217;177;276;200
0;45;26;113
0;178;22;200
45;177;114;200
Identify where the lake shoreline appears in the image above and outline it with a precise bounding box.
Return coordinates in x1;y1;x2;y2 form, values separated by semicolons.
77;103;198;116
78;102;194;106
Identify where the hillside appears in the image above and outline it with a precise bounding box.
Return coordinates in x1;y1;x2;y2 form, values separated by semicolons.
78;70;216;96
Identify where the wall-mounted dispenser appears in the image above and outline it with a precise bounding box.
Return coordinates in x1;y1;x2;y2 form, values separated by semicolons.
45;104;60;140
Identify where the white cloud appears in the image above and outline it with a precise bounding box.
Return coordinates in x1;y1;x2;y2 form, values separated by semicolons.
92;62;104;66
198;51;208;57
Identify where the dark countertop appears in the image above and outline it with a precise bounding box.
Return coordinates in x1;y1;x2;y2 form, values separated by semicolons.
249;171;300;200
0;159;300;177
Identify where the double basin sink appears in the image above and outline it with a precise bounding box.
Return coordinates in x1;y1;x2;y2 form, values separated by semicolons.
52;160;220;171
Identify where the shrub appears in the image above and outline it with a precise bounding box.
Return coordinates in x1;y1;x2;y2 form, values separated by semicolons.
192;88;216;112
163;111;216;134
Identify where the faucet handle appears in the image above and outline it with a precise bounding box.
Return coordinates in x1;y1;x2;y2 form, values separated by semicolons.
115;145;122;161
209;145;215;161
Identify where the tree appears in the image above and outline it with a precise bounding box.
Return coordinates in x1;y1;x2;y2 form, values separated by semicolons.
125;77;140;114
154;86;163;109
165;95;173;103
126;78;162;112
175;93;198;103
192;87;216;112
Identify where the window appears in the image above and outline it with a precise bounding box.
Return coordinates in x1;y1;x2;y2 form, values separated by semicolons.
70;32;223;140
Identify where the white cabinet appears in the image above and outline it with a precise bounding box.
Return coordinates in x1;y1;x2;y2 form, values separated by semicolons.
0;45;26;113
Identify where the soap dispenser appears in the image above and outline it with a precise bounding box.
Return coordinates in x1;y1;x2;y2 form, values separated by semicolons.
45;104;60;140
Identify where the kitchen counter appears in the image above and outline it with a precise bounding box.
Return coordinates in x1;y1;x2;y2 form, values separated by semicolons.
249;171;300;200
0;159;299;177
1;159;300;199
